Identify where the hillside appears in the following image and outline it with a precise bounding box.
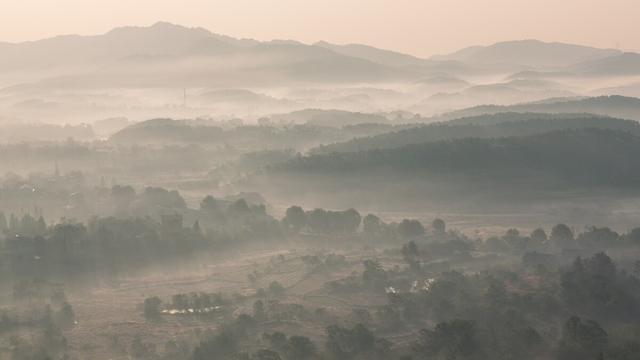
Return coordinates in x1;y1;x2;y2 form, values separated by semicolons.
281;128;640;188
0;22;472;89
3;24;631;91
109;117;399;150
267;109;392;127
432;39;620;68
6;41;400;89
572;52;640;76
311;113;639;154
431;96;640;121
109;118;224;144
314;41;432;67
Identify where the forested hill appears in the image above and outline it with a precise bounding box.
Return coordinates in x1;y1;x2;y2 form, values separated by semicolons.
311;114;640;154
443;112;604;125
108;118;398;150
431;95;640;122
282;128;640;188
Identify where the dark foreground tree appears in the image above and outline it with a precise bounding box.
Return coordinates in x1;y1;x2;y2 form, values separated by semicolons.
413;319;484;360
556;316;607;360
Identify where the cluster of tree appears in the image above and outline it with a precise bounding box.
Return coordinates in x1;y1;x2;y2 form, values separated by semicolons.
125;247;640;360
261;331;317;360
0;172;190;223
300;253;348;273
282;206;361;235
291;234;640;360
198;196;282;240
434;95;640;123
191;312;388;360
0;171;89;221
410;309;638;360
486;223;640;256
0;189;291;287
110;118;396;151
0;212;47;238
280;128;640;188
283;205;448;242
311;114;640;154
386;251;640;359
0;214;207;286
1;287;74;360
9;183;640;301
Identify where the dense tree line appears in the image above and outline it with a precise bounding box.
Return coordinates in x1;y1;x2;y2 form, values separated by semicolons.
110;118;396;151
281;128;640;188
311;114;640;154
7;185;640;290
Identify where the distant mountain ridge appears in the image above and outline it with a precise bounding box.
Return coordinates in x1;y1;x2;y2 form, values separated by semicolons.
0;22;413;87
1;23;637;89
430;96;640;121
432;39;621;68
314;41;432;67
571;52;640;76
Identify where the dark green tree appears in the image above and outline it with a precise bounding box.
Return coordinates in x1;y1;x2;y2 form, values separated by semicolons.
283;206;307;233
363;214;382;237
397;219;425;240
556;316;607;360
432;218;446;235
144;296;162;320
413;319;483;360
288;336;316;360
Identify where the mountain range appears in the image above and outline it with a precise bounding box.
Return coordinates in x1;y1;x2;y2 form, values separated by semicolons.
431;39;621;69
2;22;640;125
1;22;638;90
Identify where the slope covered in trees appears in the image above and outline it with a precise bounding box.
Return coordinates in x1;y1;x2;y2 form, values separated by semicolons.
284;128;640;188
311;114;640;154
432;95;640;121
109;117;398;150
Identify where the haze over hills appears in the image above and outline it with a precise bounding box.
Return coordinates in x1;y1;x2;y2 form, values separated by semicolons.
571;52;640;76
256;128;640;211
431;39;621;69
0;22;429;89
311;113;639;154
314;41;433;67
428;95;640;122
108;115;400;150
1;22;640;124
1;25;633;85
282;128;640;185
0;22;248;71
7;4;640;360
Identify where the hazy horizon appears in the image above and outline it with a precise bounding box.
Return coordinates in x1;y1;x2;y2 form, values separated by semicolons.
2;0;639;57
5;3;640;360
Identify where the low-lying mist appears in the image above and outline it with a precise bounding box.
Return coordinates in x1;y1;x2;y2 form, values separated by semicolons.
4;21;640;360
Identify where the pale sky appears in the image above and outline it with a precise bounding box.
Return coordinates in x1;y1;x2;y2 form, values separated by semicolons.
1;0;639;57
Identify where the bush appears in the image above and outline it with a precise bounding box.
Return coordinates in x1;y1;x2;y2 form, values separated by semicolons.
143;296;162;320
